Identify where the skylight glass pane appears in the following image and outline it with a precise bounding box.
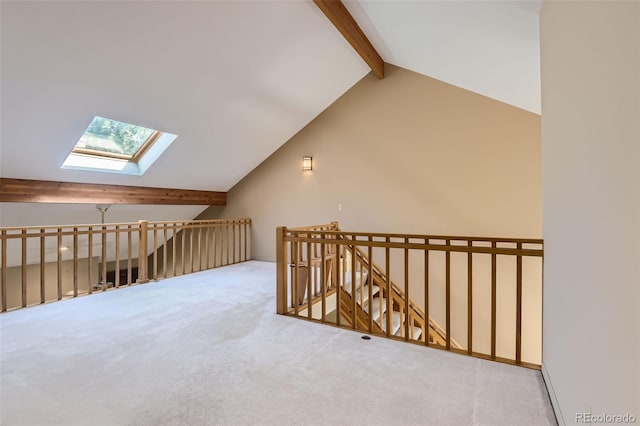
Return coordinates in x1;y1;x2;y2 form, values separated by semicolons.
63;116;177;176
75;116;155;157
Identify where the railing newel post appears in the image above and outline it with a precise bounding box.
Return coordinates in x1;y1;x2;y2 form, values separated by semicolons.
276;226;287;314
137;220;150;284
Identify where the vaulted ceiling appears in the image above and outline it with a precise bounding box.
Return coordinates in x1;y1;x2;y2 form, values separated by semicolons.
0;0;541;227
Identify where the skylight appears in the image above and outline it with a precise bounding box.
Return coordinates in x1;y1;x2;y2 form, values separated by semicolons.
62;116;177;176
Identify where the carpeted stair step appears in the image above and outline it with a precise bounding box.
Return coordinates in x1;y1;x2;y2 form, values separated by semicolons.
343;271;368;289
343;271;379;302
381;311;402;335
363;297;387;322
348;284;380;305
380;311;423;340
401;326;422;340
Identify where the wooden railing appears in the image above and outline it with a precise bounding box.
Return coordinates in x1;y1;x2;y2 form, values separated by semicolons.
276;222;543;368
0;218;251;312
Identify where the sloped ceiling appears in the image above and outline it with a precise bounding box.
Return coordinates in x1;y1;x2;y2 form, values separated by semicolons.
346;0;541;113
0;0;540;228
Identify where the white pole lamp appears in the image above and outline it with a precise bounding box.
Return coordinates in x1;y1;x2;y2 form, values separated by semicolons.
302;156;313;171
96;204;111;224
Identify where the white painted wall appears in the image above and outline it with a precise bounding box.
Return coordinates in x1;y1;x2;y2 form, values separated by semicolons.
541;1;640;424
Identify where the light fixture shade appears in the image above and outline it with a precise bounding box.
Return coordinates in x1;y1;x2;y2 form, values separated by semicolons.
302;156;313;171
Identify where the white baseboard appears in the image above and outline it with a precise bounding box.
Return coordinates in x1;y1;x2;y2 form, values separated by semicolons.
542;364;566;426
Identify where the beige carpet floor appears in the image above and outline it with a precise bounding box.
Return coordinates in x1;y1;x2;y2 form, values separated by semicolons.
0;261;556;426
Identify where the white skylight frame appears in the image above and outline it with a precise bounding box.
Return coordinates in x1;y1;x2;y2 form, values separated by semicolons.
61;116;177;176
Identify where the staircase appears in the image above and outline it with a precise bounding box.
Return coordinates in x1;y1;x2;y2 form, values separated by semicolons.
277;222;545;368
289;223;459;348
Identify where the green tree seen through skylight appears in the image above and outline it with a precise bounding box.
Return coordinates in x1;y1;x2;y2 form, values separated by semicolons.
78;116;155;156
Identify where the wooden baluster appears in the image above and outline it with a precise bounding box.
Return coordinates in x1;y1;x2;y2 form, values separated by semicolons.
21;230;27;307
218;224;223;266
114;226;120;288
222;224;226;267
292;239;299;316
180;222;187;275
198;225;203;271
368;236;373;334
40;229;45;303
232;222;236;264
385;237;391;336
491;241;497;359
467;240;473;355
404;237;410;341
57;228;62;300
189;225;196;272
172;224;177;277
163;225;168;278
516;243;523;364
88;227;93;294
359;246;364;309
321;235;326;322
213;225;218;268
307;238;312;320
73;227;79;296
137;220;149;284
244;221;248;261
205;226;210;270
101;225;107;291
335;242;341;327
424;240;429;346
314;237;319;296
351;240;356;330
213;224;217;267
226;223;230;265
153;224;158;279
342;245;346;301
127;225;132;285
445;239;451;350
378;244;383;331
238;221;241;262
1;230;6;311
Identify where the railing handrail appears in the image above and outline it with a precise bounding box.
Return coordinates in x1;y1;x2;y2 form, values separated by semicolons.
1;217;252;312
277;221;544;369
282;233;542;257
286;228;542;245
148;218;251;226
0;218;251;233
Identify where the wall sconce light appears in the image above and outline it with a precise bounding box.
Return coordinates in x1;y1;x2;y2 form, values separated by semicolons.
302;156;313;171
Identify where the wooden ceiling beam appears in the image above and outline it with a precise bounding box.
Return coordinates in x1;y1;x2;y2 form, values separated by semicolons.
0;178;226;205
313;0;384;79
